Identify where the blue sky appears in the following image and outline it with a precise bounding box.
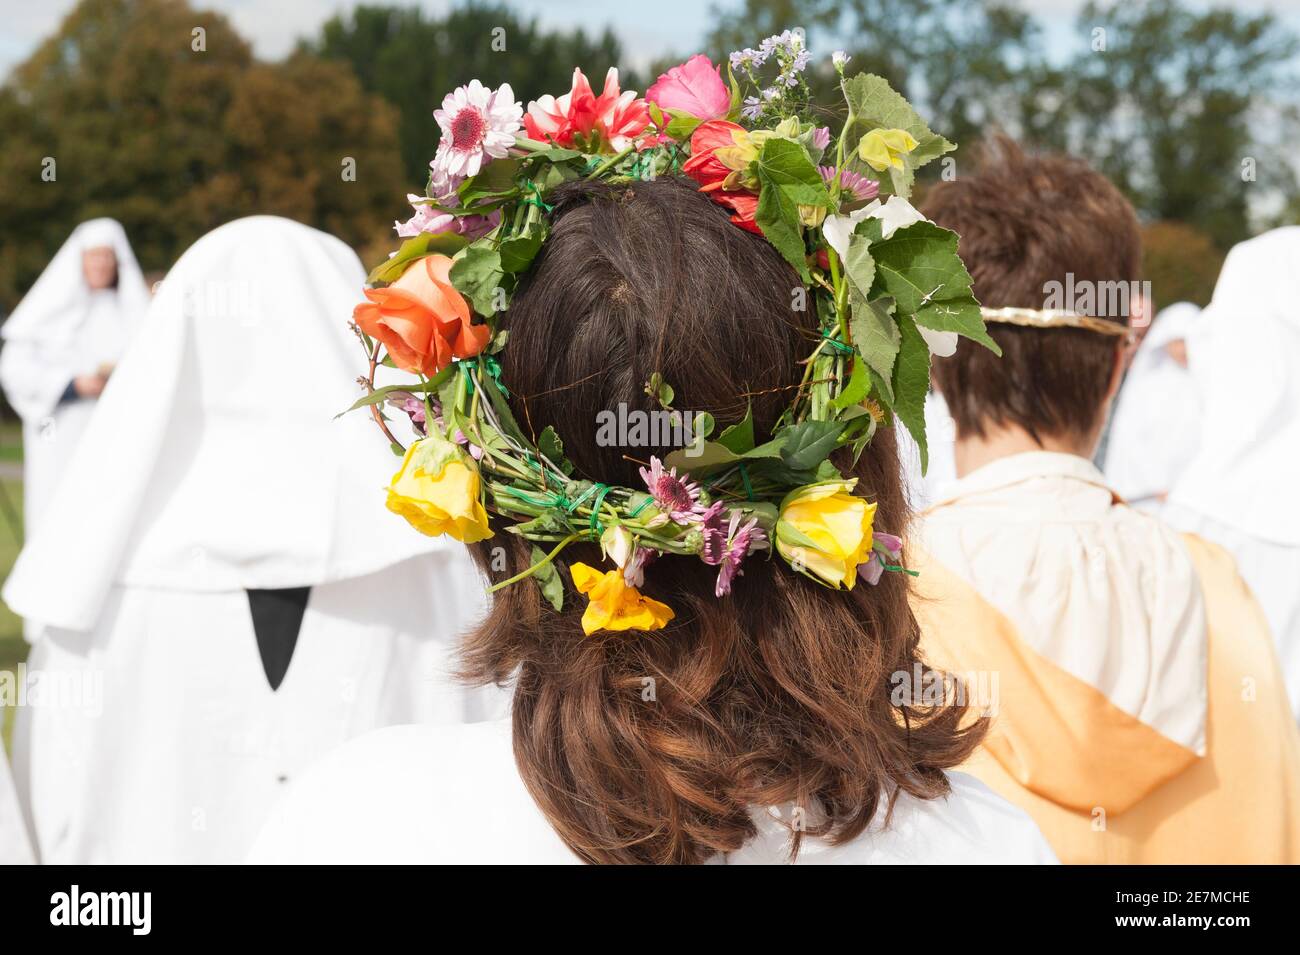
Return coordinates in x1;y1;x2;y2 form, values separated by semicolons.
4;0;1300;77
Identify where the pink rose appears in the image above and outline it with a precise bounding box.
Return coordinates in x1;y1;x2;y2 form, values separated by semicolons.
647;54;730;121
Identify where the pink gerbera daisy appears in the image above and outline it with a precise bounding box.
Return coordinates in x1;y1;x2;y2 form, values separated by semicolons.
639;456;705;524
432;80;523;179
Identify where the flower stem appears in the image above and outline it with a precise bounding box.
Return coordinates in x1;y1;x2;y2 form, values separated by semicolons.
485;533;581;593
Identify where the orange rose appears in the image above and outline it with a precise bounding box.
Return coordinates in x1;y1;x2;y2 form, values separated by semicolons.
354;254;489;377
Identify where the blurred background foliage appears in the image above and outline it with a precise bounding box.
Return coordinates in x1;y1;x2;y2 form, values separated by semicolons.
2;0;1299;318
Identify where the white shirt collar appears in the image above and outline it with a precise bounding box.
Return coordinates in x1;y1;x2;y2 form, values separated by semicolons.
931;451;1117;510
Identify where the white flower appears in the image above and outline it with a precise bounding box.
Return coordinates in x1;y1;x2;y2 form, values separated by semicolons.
917;326;959;357
600;525;635;570
431;80;523;179
823;195;928;260
822;197;958;356
832;50;850;70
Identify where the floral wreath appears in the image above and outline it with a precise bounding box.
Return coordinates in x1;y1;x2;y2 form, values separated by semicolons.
347;31;999;636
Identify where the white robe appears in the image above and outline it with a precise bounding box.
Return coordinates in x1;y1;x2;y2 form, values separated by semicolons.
13;552;499;864
0;220;148;540
1166;228;1300;720
0;748;34;865
1103;303;1202;510
898;391;958;512
3;217;509;863
917;451;1209;753
247;719;1059;865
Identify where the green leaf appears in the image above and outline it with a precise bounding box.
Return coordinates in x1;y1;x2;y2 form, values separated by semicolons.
754;176;808;281
367;232;470;286
891;315;931;473
690;411;715;441
840;73;955;198
457;158;523;205
779;420;845;471
536;425;573;475
528;146;584;163
863;220;999;354
830;354;871;411
529;545;565;612
645;372;674;410
716;404;755;454
449;243;507;317
752;138;833;208
848;291;901;394
499;222;546;273
663;109;704;141
664;429;785;473
843;230;876;301
335;371;452;418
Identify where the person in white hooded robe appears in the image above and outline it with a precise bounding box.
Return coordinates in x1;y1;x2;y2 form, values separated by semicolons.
1103;302;1203;511
0;219;149;536
2;216;507;864
1164;228;1300;721
0;747;34;864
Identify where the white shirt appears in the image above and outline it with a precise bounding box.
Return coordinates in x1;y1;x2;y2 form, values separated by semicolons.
248;719;1058;865
917;451;1208;754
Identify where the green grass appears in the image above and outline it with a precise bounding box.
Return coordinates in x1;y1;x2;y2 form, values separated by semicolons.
0;477;25;756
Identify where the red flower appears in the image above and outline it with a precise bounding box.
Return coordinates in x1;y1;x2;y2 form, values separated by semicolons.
524;67;650;153
683;120;762;234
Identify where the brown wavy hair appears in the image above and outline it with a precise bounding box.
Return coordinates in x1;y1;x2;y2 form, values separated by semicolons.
461;177;984;864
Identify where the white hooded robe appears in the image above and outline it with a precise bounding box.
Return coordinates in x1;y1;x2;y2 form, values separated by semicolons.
2;216;507;863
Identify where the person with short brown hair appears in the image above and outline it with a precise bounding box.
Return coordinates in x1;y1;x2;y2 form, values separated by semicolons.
910;137;1300;863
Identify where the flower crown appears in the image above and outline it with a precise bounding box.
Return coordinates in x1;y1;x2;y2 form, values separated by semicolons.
347;32;999;635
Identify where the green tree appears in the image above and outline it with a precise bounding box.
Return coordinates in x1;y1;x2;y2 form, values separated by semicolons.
1066;0;1300;248
305;2;623;187
0;0;402;314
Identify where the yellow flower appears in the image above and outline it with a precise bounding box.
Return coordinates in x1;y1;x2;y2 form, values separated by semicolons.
386;437;493;543
570;562;675;636
775;480;878;589
856;128;919;172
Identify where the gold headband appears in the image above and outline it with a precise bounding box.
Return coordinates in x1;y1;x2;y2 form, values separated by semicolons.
979;306;1133;339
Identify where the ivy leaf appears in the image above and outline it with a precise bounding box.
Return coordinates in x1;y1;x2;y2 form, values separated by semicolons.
779;420;845;471
864;220;999;354
891;315;931;473
529;545;565;612
449;244;507;317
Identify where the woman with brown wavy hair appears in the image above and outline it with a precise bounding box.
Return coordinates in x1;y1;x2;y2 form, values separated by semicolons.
249;178;1055;865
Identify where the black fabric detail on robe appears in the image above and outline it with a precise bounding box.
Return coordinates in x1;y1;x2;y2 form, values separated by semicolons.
247;587;311;691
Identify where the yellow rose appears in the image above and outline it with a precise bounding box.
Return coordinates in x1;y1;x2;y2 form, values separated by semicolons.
856;127;919;172
775;480;878;589
386;437;493;543
570;562;675;636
